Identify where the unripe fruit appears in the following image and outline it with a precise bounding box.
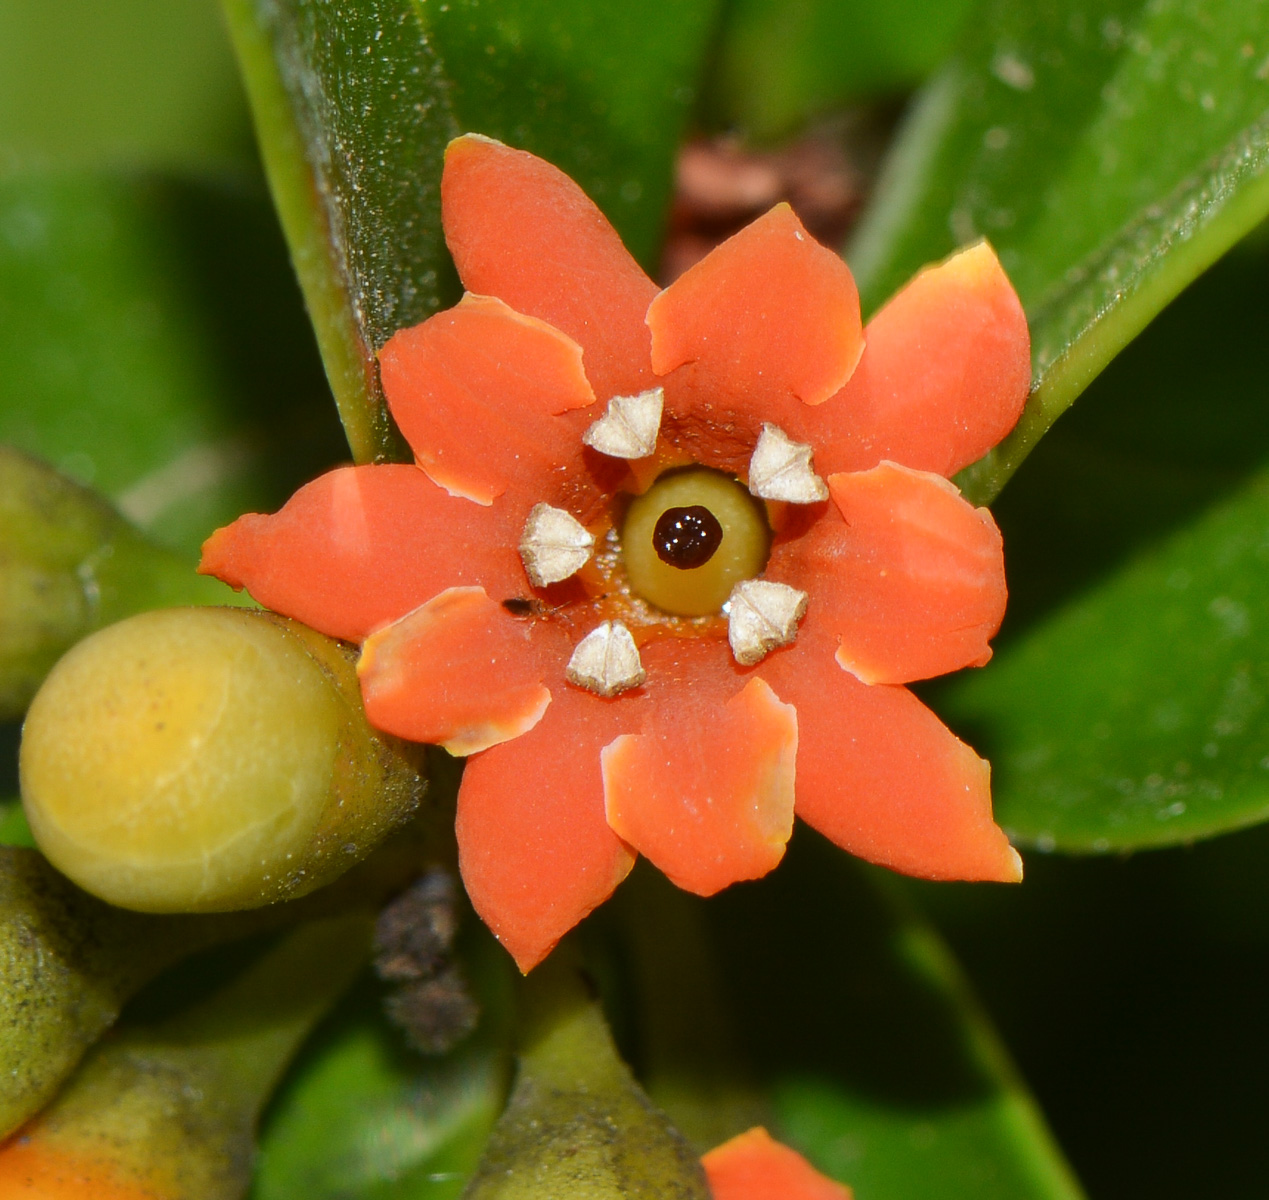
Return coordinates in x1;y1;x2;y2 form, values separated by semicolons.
20;607;423;913
0;446;242;719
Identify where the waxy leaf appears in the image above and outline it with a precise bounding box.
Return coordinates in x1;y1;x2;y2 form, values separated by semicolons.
221;0;720;462
947;458;1269;853
937;238;1269;852
251;927;512;1200
849;0;1269;503
616;844;1084;1200
252;976;508;1200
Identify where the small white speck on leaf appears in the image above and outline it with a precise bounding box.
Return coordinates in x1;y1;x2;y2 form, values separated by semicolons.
582;388;663;459
727;579;808;666
747;423;829;503
518;503;594;586
566;621;646;696
992;51;1035;90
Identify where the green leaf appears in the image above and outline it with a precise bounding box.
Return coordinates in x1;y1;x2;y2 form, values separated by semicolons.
0;798;33;848
0;171;342;557
0;0;250;172
616;840;1083;1199
848;0;1269;504
936;239;1269;853
221;0;721;462
705;0;975;141
945;461;1269;854
252;933;513;1200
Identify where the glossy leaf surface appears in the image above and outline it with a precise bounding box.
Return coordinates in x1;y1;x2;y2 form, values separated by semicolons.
616;842;1084;1199
221;0;719;461
938;239;1269;852
849;0;1269;503
252;929;512;1200
0;172;340;557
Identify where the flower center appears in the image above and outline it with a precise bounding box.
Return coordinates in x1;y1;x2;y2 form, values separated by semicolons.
621;468;770;617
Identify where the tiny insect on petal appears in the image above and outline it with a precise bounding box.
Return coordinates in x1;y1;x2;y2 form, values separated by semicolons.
566;621;646;696
358;587;552;755
582;387;664;459
519;502;595;587
747;423;828;503
727;579;808;666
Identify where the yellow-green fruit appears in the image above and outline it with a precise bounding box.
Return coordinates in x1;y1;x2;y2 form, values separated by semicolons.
20;607;423;913
622;469;770;617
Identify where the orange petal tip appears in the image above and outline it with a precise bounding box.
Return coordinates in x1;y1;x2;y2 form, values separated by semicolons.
647;204;863;408
702;1127;852;1200
602;677;796;896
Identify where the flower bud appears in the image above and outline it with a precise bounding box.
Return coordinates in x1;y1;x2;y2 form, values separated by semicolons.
20;606;424;913
464;952;709;1200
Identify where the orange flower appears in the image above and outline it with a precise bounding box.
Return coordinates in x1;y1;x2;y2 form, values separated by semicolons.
201;135;1030;972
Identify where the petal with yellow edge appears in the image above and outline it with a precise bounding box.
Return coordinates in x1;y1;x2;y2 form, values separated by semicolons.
442;134;659;401
604;672;796;897
758;623;1022;883
813;241;1031;479
359;587;554;755
648;204;863;410
768;462;1006;686
379;294;596;507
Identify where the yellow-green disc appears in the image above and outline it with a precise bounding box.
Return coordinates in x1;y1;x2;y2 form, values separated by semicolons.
622;469;769;616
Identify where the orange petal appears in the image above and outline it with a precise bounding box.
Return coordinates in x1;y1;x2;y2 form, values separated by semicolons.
812;242;1030;478
648;205;863;408
358;587;553;754
758;623;1021;882
768;463;1006;685
199;465;526;643
442;134;659;401
603;674;797;897
702;1127;852;1200
379;294;596;506
0;1140;159;1200
457;684;637;971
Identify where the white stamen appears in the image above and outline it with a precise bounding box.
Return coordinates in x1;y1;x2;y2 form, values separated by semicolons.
519;503;594;587
747;422;829;503
727;579;808;666
566;621;646;696
582;387;663;459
